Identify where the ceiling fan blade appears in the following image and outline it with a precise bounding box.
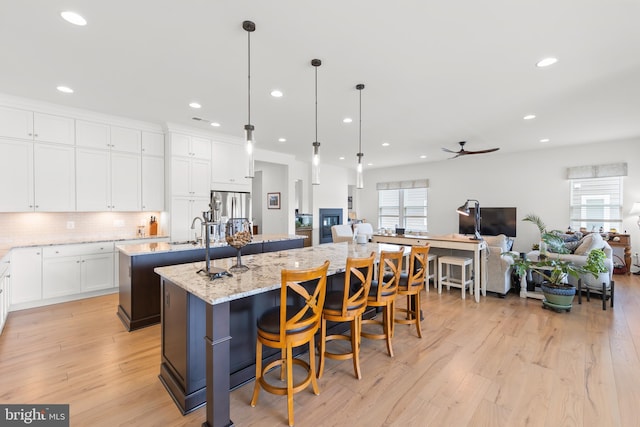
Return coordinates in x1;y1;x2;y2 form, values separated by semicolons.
441;147;459;154
465;148;500;154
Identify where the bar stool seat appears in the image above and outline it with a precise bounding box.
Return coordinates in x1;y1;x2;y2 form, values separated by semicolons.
438;256;473;299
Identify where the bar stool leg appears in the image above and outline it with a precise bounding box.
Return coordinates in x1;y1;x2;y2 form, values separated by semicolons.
461;263;466;300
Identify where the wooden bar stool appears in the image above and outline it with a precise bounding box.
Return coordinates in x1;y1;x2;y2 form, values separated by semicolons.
250;260;330;427
394;245;429;338
438;256;473;299
361;247;404;357
317;252;375;379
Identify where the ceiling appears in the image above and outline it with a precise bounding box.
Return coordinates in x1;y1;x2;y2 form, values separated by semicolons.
2;1;640;170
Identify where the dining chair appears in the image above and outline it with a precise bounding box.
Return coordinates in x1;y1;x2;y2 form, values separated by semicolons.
250;260;330;427
317;251;375;380
361;247;404;357
394;245;429;338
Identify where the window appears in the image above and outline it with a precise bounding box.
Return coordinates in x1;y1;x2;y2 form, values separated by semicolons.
378;187;428;231
569;176;623;232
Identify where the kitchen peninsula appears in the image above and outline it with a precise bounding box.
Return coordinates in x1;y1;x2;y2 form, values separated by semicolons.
116;235;304;331
154;242;405;427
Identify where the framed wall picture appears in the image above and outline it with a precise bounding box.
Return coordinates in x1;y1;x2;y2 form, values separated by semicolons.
267;192;281;209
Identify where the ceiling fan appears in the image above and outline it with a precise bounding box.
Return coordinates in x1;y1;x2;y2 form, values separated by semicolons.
442;141;500;159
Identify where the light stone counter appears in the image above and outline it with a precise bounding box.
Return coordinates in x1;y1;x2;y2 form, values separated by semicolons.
154;242;405;306
117;233;303;256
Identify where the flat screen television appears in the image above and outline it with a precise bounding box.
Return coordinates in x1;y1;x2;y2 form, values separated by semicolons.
458;207;517;237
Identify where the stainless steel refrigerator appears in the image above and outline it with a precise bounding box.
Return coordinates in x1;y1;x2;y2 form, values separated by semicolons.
210;190;252;237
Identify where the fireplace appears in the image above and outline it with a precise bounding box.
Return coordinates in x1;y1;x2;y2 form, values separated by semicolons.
319;208;343;244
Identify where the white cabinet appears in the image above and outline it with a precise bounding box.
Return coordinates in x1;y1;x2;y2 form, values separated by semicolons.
0;259;11;334
142;155;164;211
0;106;74;144
171;157;210;198
0;139;75;212
10;247;43;306
170;197;211;242
76;120;141;154
141;131;165;211
110;126;141;154
170;133;211;159
76;148;141;211
211;140;251;191
42;243;114;299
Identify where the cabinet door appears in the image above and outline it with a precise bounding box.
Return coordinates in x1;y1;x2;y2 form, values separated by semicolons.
191;159;211;197
142;155;164;211
141;131;164;157
76;148;110;211
170;197;210;242
211;141;250;189
33;113;74;145
0;139;33;212
171;133;191;157
171;157;191;196
42;257;81;299
10;248;42;305
81;253;114;292
34;143;75;211
0;106;32;140
111;126;141;154
76;120;110;150
111;152;141;211
191;136;211;159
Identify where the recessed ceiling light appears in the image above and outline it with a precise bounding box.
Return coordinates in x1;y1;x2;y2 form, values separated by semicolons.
60;11;87;26
382;142;390;147
278;138;286;142
367;163;373;166
210;122;220;127
523;114;536;120
343;118;352;123
56;86;74;94
536;57;558;68
271;90;283;98
420;155;427;159
539;138;550;143
189;102;201;109
339;156;345;160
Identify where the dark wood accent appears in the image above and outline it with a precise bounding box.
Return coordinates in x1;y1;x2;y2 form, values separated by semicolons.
296;227;312;247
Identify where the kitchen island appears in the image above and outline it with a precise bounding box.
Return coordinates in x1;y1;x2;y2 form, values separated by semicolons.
154;242;404;427
116;235;304;331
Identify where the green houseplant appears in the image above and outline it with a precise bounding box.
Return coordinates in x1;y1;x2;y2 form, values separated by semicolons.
522;213;569;254
583;248;609;288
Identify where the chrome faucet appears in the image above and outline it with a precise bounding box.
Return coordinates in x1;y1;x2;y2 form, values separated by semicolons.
191;216;204;244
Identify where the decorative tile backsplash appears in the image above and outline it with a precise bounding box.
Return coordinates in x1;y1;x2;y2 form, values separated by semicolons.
0;211;165;249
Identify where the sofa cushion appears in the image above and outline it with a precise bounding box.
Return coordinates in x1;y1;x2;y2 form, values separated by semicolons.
483;234;509;252
574;233;604;256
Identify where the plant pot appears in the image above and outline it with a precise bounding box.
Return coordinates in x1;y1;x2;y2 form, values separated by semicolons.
541;283;576;312
583;272;609;289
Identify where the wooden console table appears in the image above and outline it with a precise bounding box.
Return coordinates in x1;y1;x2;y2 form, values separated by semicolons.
607;233;631;275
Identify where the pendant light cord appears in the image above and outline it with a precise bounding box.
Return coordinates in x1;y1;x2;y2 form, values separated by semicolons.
358;87;362;155
315;65;318;142
247;30;251;125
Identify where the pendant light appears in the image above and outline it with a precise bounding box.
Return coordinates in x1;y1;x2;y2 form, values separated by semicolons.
243;20;256;179
356;83;365;189
311;59;322;185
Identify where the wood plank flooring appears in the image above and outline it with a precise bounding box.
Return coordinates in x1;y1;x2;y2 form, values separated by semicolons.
1;275;639;426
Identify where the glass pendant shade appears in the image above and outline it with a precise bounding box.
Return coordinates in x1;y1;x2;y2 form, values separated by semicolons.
245;124;255;179
356;161;364;189
312;143;320;185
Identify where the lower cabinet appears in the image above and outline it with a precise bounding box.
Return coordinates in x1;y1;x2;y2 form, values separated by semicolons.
42;243;115;300
10;247;43;306
0;260;11;334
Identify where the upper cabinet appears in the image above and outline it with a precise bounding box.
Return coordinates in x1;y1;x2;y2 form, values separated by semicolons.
0;106;74;145
170;133;211;159
211;140;251;191
141;131;164;157
76;120;141;154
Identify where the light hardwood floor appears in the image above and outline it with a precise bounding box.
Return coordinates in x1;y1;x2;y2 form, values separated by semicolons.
1;275;640;427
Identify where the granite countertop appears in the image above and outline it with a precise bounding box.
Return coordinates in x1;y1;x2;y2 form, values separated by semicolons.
117;234;304;256
154;242;407;306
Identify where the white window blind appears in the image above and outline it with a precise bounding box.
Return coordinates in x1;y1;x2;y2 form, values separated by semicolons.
569;176;623;231
377;181;428;231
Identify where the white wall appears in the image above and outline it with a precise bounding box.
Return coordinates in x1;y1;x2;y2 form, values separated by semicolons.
255;161;288;234
311;164;351;245
359;139;640;253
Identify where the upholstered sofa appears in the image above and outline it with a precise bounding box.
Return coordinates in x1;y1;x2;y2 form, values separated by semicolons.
330;224;354;243
483;234;515;297
525;232;614;286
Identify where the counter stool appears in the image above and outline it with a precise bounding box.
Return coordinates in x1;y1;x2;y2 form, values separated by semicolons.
394;245;429;338
250;260;329;427
438;256;473;299
426;253;438;292
317;252;375;380
361;247;404;357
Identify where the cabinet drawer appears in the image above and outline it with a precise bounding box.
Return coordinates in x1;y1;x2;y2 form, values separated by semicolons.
43;242;114;258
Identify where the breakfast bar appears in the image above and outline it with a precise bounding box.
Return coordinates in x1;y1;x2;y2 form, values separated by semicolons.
154;242;405;427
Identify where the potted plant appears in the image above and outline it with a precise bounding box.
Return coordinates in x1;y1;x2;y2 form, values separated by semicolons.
583;248;609;288
522;213;569;255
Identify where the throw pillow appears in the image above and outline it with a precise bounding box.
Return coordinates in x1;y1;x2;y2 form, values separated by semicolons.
574;233;603;255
